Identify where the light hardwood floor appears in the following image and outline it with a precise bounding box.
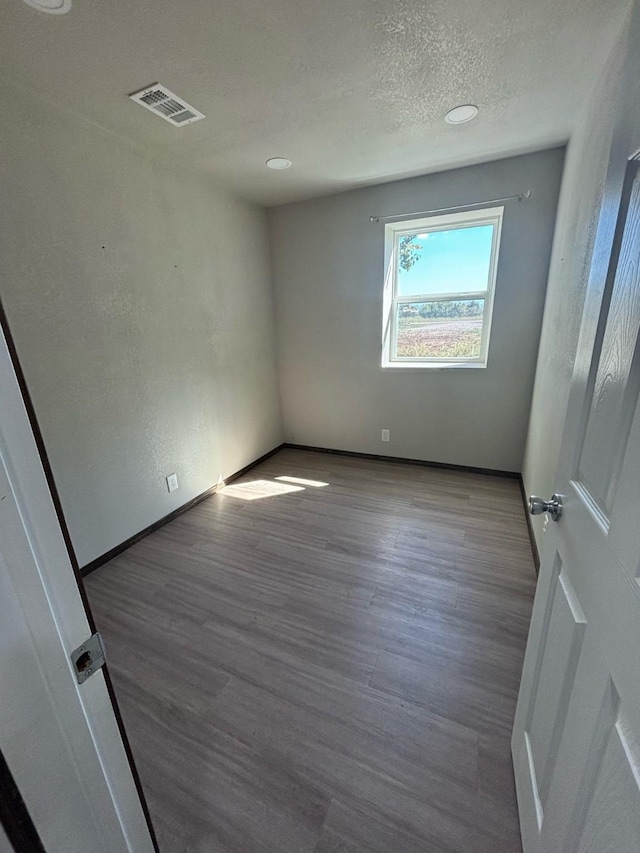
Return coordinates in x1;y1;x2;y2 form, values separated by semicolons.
85;448;537;852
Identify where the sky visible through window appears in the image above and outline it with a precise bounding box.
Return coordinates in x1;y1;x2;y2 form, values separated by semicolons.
397;224;494;296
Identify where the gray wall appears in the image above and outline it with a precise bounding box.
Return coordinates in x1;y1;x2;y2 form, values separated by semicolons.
269;149;564;472
522;11;636;548
0;84;283;567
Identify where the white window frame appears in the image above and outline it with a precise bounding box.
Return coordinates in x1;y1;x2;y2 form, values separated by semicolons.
381;206;504;369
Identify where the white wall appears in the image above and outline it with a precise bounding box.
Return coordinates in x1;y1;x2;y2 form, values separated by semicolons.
522;11;636;548
0;84;283;567
269;149;564;472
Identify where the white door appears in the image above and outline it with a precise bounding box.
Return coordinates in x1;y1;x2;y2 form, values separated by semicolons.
512;142;640;850
0;316;155;853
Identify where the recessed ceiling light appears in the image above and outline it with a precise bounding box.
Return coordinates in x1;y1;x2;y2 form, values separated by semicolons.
445;105;479;125
266;157;292;170
21;0;72;13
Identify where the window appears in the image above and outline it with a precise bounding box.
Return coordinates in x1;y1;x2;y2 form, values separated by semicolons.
381;206;503;368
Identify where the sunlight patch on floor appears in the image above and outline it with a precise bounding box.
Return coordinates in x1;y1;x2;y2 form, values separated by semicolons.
219;479;305;501
275;475;329;488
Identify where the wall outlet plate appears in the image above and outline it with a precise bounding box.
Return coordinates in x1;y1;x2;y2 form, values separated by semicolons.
381;429;390;442
166;473;179;493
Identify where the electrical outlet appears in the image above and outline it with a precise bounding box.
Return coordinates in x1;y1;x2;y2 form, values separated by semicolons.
381;429;390;442
166;473;179;493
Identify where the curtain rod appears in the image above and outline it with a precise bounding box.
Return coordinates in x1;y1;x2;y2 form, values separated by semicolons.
369;190;531;224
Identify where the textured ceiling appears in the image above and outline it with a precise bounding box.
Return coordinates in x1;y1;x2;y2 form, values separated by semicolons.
0;0;631;205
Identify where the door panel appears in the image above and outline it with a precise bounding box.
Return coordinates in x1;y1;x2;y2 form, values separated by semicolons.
512;135;640;851
577;164;640;518
0;317;155;852
527;568;586;813
572;718;640;853
608;391;640;569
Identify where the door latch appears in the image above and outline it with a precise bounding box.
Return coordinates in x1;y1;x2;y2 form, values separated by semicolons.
71;632;106;684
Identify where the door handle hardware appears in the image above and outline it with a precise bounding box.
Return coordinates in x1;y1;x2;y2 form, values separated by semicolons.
528;494;563;522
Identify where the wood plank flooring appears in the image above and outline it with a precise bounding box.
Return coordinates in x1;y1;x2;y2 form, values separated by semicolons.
85;448;537;853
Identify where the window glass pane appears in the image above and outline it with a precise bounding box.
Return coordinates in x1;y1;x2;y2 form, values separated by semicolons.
397;225;493;297
395;300;485;359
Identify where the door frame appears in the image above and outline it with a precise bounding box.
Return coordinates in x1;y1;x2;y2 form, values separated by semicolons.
0;748;45;853
0;299;158;852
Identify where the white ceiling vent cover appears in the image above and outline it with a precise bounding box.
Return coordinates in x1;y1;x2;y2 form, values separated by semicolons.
129;84;205;127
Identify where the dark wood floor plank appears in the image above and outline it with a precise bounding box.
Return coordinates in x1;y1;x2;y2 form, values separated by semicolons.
86;448;535;852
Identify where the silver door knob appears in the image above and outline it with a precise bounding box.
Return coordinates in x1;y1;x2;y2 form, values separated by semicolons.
528;494;563;521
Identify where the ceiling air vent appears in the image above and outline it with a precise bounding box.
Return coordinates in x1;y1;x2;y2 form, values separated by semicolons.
129;84;205;127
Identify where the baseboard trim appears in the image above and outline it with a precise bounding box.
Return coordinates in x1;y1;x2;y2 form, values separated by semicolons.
81;441;538;577
282;442;519;479
81;444;285;577
518;475;540;574
284;442;540;572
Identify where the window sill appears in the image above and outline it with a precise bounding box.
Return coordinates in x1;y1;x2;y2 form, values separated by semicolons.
381;361;487;371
